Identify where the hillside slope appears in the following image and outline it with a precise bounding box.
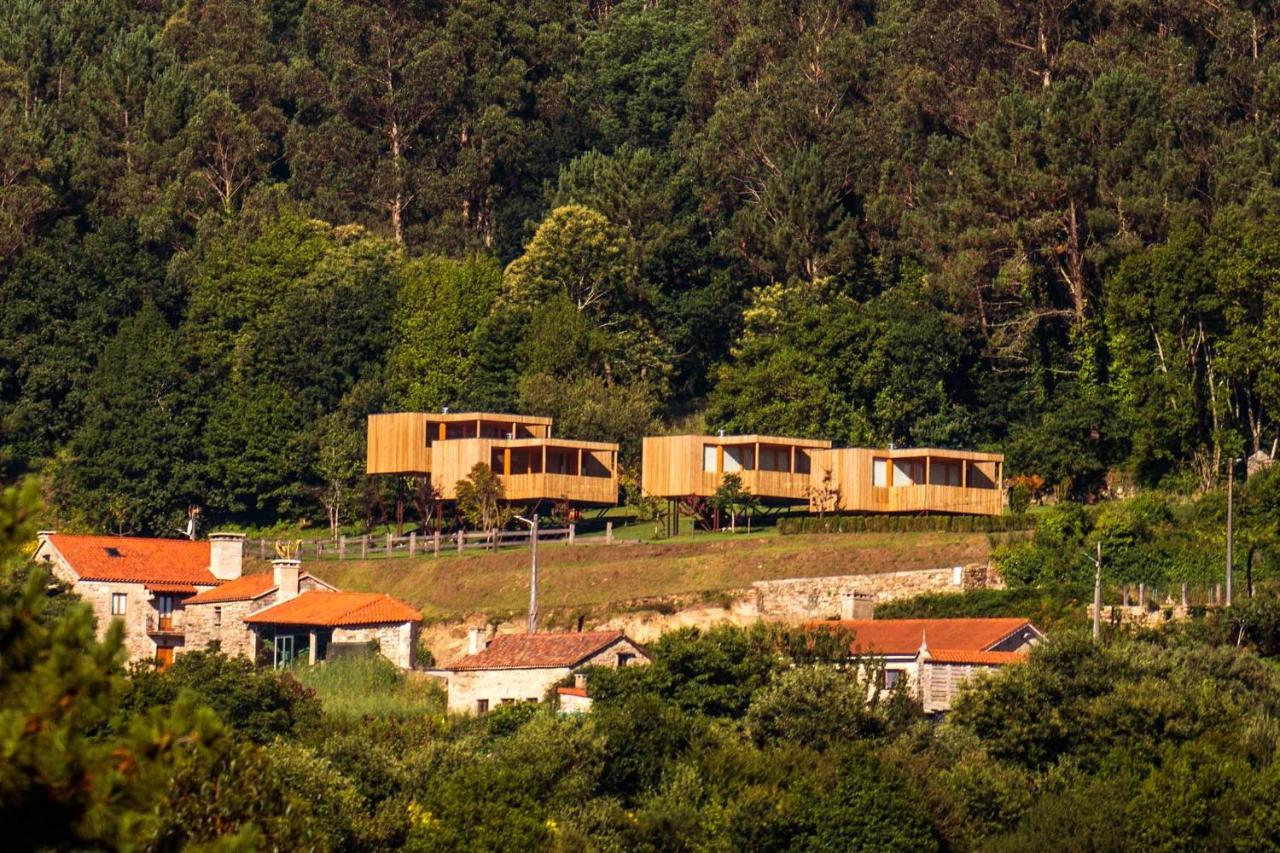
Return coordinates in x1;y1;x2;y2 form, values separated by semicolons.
303;531;994;620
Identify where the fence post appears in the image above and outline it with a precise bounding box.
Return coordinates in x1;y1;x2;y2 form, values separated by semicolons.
569;523;576;545
386;532;392;558
339;535;346;560
457;529;464;555
260;539;266;560
1181;583;1187;607
409;532;416;558
361;535;368;559
316;541;323;560
434;530;441;558
1138;583;1144;608
606;521;613;544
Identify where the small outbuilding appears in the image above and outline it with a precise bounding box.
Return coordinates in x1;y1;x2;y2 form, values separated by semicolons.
438;629;649;714
813;617;1043;712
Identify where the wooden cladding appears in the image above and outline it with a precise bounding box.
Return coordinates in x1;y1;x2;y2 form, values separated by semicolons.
809;448;1004;516
367;413;618;505
643;436;1003;516
642;435;833;502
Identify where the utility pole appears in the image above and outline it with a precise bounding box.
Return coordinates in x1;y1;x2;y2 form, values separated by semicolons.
517;513;540;633
1092;540;1102;641
1226;460;1235;607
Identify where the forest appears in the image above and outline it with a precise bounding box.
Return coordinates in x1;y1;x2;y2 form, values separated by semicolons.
3;0;1280;534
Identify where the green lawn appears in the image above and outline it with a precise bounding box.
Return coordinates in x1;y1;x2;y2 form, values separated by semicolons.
301;529;997;620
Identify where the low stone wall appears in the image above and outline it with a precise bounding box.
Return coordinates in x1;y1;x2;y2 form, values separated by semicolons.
752;563;998;622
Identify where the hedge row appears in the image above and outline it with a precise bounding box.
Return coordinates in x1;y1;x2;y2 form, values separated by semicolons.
776;514;1035;535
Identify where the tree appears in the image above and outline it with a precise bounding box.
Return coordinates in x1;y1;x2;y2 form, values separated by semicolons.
455;462;506;533
709;472;757;532
314;411;363;538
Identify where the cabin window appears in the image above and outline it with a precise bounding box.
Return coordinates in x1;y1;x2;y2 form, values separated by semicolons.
583;452;611;478
893;459;925;486
476;699;489;713
724;446;753;471
500;698;516;705
111;593;127;615
872;457;889;487
758;446;790;472
929;460;963;486
795;449;811;475
703;445;718;472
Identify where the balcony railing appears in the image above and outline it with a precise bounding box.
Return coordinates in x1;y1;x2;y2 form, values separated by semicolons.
145;610;185;636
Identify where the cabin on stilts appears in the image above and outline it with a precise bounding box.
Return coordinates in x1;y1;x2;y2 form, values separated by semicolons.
808;447;1004;516
367;412;619;507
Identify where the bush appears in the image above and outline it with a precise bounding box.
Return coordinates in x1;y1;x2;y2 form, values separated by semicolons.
120;649;321;743
745;664;917;749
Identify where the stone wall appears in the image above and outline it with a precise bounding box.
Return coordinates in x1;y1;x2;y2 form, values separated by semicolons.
333;621;418;669
70;579;158;663
183;598;262;660
752;562;997;622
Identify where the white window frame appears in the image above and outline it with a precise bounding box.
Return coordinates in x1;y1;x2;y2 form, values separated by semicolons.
110;592;127;616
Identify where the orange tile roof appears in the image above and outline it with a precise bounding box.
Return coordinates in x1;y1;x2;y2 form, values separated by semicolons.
244;591;421;627
557;686;588;697
812;618;1035;656
48;534;218;586
927;649;1028;665
186;573;277;604
144;582;200;594
445;631;633;670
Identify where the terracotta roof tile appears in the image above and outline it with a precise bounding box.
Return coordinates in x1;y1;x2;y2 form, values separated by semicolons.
186;573;278;604
557;686;588;697
811;618;1036;656
927;649;1028;665
48;535;218;586
444;631;631;670
244;591;421;627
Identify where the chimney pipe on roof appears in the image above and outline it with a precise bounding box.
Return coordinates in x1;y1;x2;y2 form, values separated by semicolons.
574;672;587;690
272;558;301;601
467;626;485;655
209;532;245;580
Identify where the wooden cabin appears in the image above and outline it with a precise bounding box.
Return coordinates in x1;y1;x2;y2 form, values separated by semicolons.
366;413;618;506
641;434;833;504
808;448;1004;516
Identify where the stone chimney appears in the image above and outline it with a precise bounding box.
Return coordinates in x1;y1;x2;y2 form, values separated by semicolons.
574;672;588;690
840;592;874;621
209;532;245;580
467;627;485;655
272;558;301;601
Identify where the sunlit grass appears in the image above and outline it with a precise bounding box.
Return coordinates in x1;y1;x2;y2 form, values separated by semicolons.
293;655;445;719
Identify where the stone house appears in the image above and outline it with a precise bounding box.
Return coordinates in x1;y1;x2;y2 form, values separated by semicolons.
815;617;1043;713
182;559;338;659
33;531;246;667
437;630;650;715
240;563;422;669
34;532;421;671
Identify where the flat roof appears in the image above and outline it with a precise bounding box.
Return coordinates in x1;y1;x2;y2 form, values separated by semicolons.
655;434;834;448
444;437;619;451
370;412;553;425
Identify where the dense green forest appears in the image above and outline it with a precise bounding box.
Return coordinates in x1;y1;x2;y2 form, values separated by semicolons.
3;0;1280;533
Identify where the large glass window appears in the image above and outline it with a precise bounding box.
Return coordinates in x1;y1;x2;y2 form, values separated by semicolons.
893;459;925;486
703;445;718;472
929;460;963;486
872;457;889;487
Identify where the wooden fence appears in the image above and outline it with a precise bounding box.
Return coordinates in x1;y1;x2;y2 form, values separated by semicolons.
243;522;615;562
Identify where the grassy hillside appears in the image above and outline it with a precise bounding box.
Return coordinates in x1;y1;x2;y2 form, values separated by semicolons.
301;530;996;620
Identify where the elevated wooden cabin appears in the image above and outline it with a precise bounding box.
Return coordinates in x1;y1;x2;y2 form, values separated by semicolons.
367;413;618;506
641;434;833;504
808;448;1004;516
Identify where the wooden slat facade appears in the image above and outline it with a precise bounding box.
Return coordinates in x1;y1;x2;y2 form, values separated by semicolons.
367;413;618;505
808;448;1004;516
642;435;833;503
